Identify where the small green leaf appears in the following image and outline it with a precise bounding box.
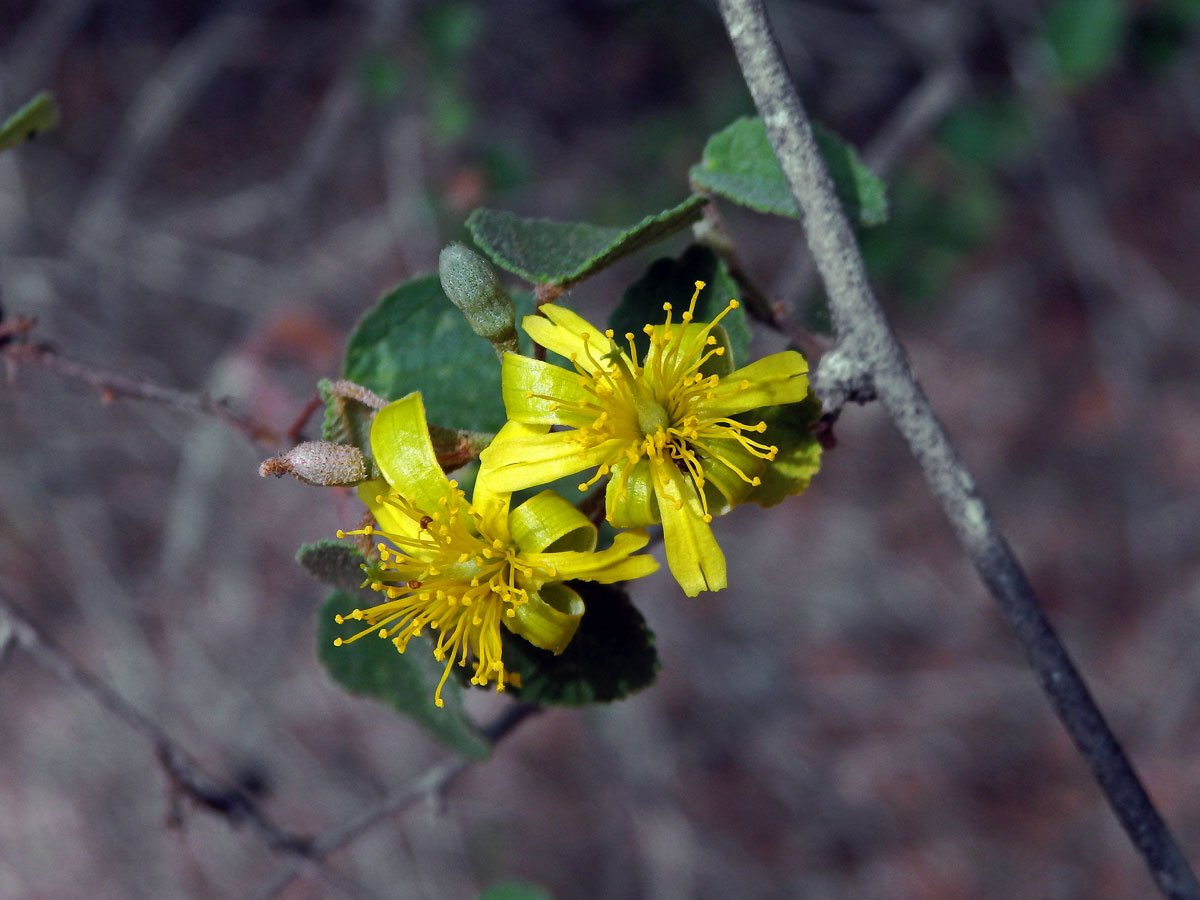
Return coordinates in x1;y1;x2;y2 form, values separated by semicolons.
342;274;535;434
318;590;491;760
690;117;888;227
0;92;59;153
466;195;708;286
744;392;823;509
1045;0;1128;84
297;541;368;592
318;379;379;477
501;582;658;706
478;882;554;900
608;244;750;368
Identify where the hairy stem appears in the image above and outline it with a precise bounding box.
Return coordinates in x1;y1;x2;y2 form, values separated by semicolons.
716;1;1200;897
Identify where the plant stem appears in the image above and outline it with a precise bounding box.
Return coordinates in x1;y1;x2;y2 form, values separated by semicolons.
716;1;1200;897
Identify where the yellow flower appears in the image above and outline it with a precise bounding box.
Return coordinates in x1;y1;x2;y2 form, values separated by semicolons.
335;393;658;707
479;281;810;596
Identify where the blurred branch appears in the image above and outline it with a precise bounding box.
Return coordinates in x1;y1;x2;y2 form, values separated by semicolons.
0;600;312;856
69;6;260;258
0;593;539;899
716;1;1200;898
1;324;289;448
247;702;542;900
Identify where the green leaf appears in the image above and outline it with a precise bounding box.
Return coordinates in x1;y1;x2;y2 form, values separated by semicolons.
1045;0;1128;84
0;92;59;153
744;392;823;508
859;167;1005;304
938;97;1033;169
342;273;535;434
297;541;369;592
607;244;750;368
690;116;888;227
501;582;658;706
477;882;554;900
466;195;708;286
318;590;491;760
318;379;379;477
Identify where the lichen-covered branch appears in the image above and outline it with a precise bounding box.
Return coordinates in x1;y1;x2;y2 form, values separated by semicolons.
715;1;1200;897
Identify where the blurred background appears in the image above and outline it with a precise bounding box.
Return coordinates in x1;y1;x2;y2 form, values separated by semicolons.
3;0;1200;897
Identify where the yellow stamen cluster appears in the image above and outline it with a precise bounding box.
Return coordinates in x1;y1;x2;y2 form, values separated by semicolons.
334;482;553;707
523;281;779;522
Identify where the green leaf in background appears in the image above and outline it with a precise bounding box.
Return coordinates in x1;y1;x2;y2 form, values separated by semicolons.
342;273;534;434
744;392;823;509
938;96;1034;169
500;582;659;706
297;540;369;592
318;590;491;761
465;194;708;286
1045;0;1128;84
608;244;750;368
0;92;59;153
689;116;888;227
477;882;554;900
1129;0;1200;73
859;166;1005;305
319;378;379;477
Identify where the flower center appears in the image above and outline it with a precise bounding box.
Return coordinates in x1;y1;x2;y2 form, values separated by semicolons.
633;384;670;436
523;282;782;520
334;483;550;707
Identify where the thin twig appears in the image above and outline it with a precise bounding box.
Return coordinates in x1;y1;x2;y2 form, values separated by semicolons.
715;2;1200;898
246;702;542;900
2;336;289;448
0;598;309;854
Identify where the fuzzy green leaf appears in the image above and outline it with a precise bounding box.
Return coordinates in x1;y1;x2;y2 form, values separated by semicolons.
297;541;369;592
608;244;750;368
318;590;491;760
0;93;59;153
341;273;534;434
744;392;823;509
690;117;888;227
466;195;708;286
501;582;658;706
318;379;380;478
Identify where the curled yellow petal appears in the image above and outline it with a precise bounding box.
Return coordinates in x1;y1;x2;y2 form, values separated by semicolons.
507;582;585;654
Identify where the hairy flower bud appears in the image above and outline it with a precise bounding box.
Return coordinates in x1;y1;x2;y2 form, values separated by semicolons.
438;242;518;356
260;441;366;486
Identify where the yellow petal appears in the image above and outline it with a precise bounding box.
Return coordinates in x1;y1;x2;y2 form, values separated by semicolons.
533;530;658;584
653;459;726;595
472;422;544;543
370;393;455;512
506;582;584;654
692;435;766;509
694;351;810;418
500;352;595;426
605;456;659;526
508;489;596;554
522;304;610;373
355;478;422;539
478;429;622;493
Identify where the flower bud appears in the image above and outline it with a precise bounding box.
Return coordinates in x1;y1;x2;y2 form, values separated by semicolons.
260;441;366;486
438;242;518;356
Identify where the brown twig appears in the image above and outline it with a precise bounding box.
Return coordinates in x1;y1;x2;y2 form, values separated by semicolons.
246;702;542;900
0;597;307;852
2;337;289;448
